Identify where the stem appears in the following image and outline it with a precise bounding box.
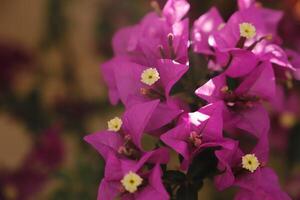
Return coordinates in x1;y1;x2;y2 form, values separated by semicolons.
223;53;233;71
246;35;272;51
168;33;176;60
236;36;246;48
158;45;166;59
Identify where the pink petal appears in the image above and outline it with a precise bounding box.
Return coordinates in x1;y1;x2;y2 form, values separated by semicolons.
163;0;190;24
123;100;160;149
84;131;123;160
135;165;169;200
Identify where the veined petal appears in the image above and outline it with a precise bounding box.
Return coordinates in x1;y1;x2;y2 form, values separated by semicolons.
163;0;190;24
161;123;191;161
235;104;270;138
192;7;224;54
236;61;276;101
135;165;169;200
156;59;188;97
123;100;160;149
98;179;120;200
84;131;123;160
113;60;144;105
145;102;183;133
195;74;226;103
225;50;258;78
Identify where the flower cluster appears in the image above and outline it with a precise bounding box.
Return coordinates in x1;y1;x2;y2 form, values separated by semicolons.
85;0;298;199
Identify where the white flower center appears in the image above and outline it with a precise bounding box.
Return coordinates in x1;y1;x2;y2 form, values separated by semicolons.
239;22;256;39
242;154;260;173
107;117;122;132
121;171;143;193
141;68;160;86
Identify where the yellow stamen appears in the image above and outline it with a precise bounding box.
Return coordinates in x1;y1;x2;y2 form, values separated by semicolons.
239;22;256;39
121;171;143;193
107;117;122;132
217;23;226;31
266;34;273;41
141;68;160;86
242;154;260;173
220;86;229;93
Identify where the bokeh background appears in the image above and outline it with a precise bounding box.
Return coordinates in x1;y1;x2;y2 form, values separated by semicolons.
0;0;300;199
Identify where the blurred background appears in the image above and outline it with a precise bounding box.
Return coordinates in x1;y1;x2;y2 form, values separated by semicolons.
0;0;300;199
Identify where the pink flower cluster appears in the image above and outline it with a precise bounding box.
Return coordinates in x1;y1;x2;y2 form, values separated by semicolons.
85;0;299;199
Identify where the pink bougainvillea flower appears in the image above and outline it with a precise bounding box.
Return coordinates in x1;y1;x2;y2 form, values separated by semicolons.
162;0;190;24
101;56;126;105
101;58;188;132
112;0;189;66
234;167;291;200
192;3;282;52
208;49;259;78
112;59;188;106
84;100;160;160
196;61;275;137
161;102;235;170
233;137;291;200
260;44;294;71
237;0;283;37
192;1;295;73
213;134;290;200
191;7;224;55
211;3;283;50
214;135;269;190
98;149;169;200
213;136;288;199
89;0;295;199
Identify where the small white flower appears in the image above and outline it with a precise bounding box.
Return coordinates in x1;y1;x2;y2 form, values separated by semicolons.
141;68;160;86
242;154;260;173
107;117;122;132
121;171;143;193
239;22;256;39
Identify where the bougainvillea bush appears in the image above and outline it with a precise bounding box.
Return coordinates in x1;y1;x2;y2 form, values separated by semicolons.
84;0;300;199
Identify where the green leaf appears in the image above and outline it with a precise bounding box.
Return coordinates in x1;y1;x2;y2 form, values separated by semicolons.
288;123;300;165
187;148;219;181
226;77;239;91
163;170;186;184
176;183;198;200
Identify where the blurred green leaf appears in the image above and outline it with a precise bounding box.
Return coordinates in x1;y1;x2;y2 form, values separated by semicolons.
288;123;300;165
176;183;199;200
187;148;219;181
